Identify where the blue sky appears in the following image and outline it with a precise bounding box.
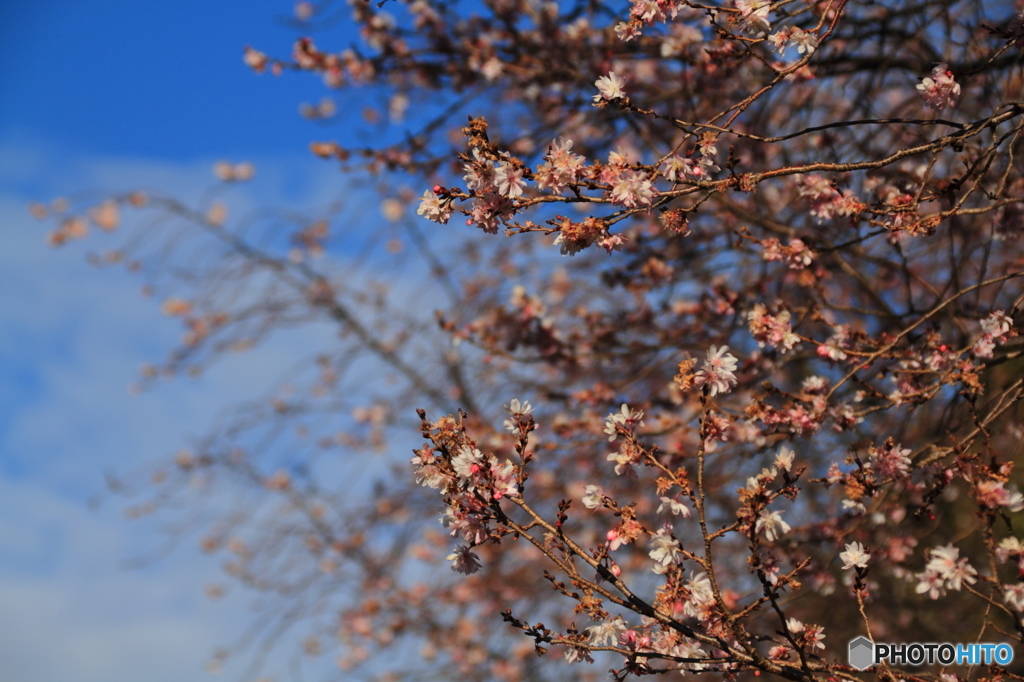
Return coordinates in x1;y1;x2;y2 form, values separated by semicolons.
0;1;340;164
0;3;368;681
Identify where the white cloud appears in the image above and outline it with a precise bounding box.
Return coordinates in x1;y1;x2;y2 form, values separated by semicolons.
0;140;357;682
0;477;242;682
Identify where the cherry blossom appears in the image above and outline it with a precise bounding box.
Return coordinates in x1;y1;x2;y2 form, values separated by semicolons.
581;485;605;510
587;618;627;646
416;189;452;224
657;496;692;517
735;0;771;37
774;447;795;472
593;72;626;101
42;1;1024;678
694;345;739;397
917;63;960;110
494;161;527;199
1004;584;1024;612
609;170;656;208
648;526;682;572
604;403;644;441
502;398;533;432
917;545;977;597
789;27;818;54
447;545;482;574
840;541;870;570
756;509;791;542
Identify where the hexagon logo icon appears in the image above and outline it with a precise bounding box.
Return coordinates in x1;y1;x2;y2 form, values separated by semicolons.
849;636;874;671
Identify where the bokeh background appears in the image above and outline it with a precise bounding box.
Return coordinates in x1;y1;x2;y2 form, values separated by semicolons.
0;3;364;680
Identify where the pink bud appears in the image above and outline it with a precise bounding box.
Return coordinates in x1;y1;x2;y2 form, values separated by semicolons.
432;185;442;194
606;529;618;542
610;563;621;577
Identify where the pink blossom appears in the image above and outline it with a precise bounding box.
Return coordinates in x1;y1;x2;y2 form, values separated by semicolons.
452;445;484;480
917;63;960;110
495;161;527;198
802;624;826;651
868;442;912;480
614;21;641;41
817;326;850;361
489;457;519;499
599;233;627;254
463;150;496;192
1005;584;1024;612
683;571;715;619
768;28;791;53
243;46;268;73
972;334;996;359
535;137;585;193
801;376;828;394
609;170;656;207
976;480;1024;512
748;304;800;352
694;345;739;396
563;646;594;664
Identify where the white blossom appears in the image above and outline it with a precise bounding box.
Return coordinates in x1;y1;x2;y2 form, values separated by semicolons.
416;189;451;223
774;446;795;472
694;345;739;397
502;398;534;432
594;72;627;101
755;509;791;541
604;403;644;441
447;545;481;574
649;526;682;571
840;541;870;570
587;617;627;646
582;485;605;509
1005;584;1024;612
657;496;692;518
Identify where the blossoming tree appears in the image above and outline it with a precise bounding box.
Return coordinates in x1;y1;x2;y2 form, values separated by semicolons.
37;0;1024;680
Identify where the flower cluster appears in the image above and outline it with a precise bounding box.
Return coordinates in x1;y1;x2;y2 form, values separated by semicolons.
748;303;800;353
694;345;739;396
917;63;961;110
972;310;1015;358
916;545;977;599
761;237;815;270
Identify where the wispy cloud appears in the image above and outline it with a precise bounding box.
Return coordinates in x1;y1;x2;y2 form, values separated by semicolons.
0;138;356;682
